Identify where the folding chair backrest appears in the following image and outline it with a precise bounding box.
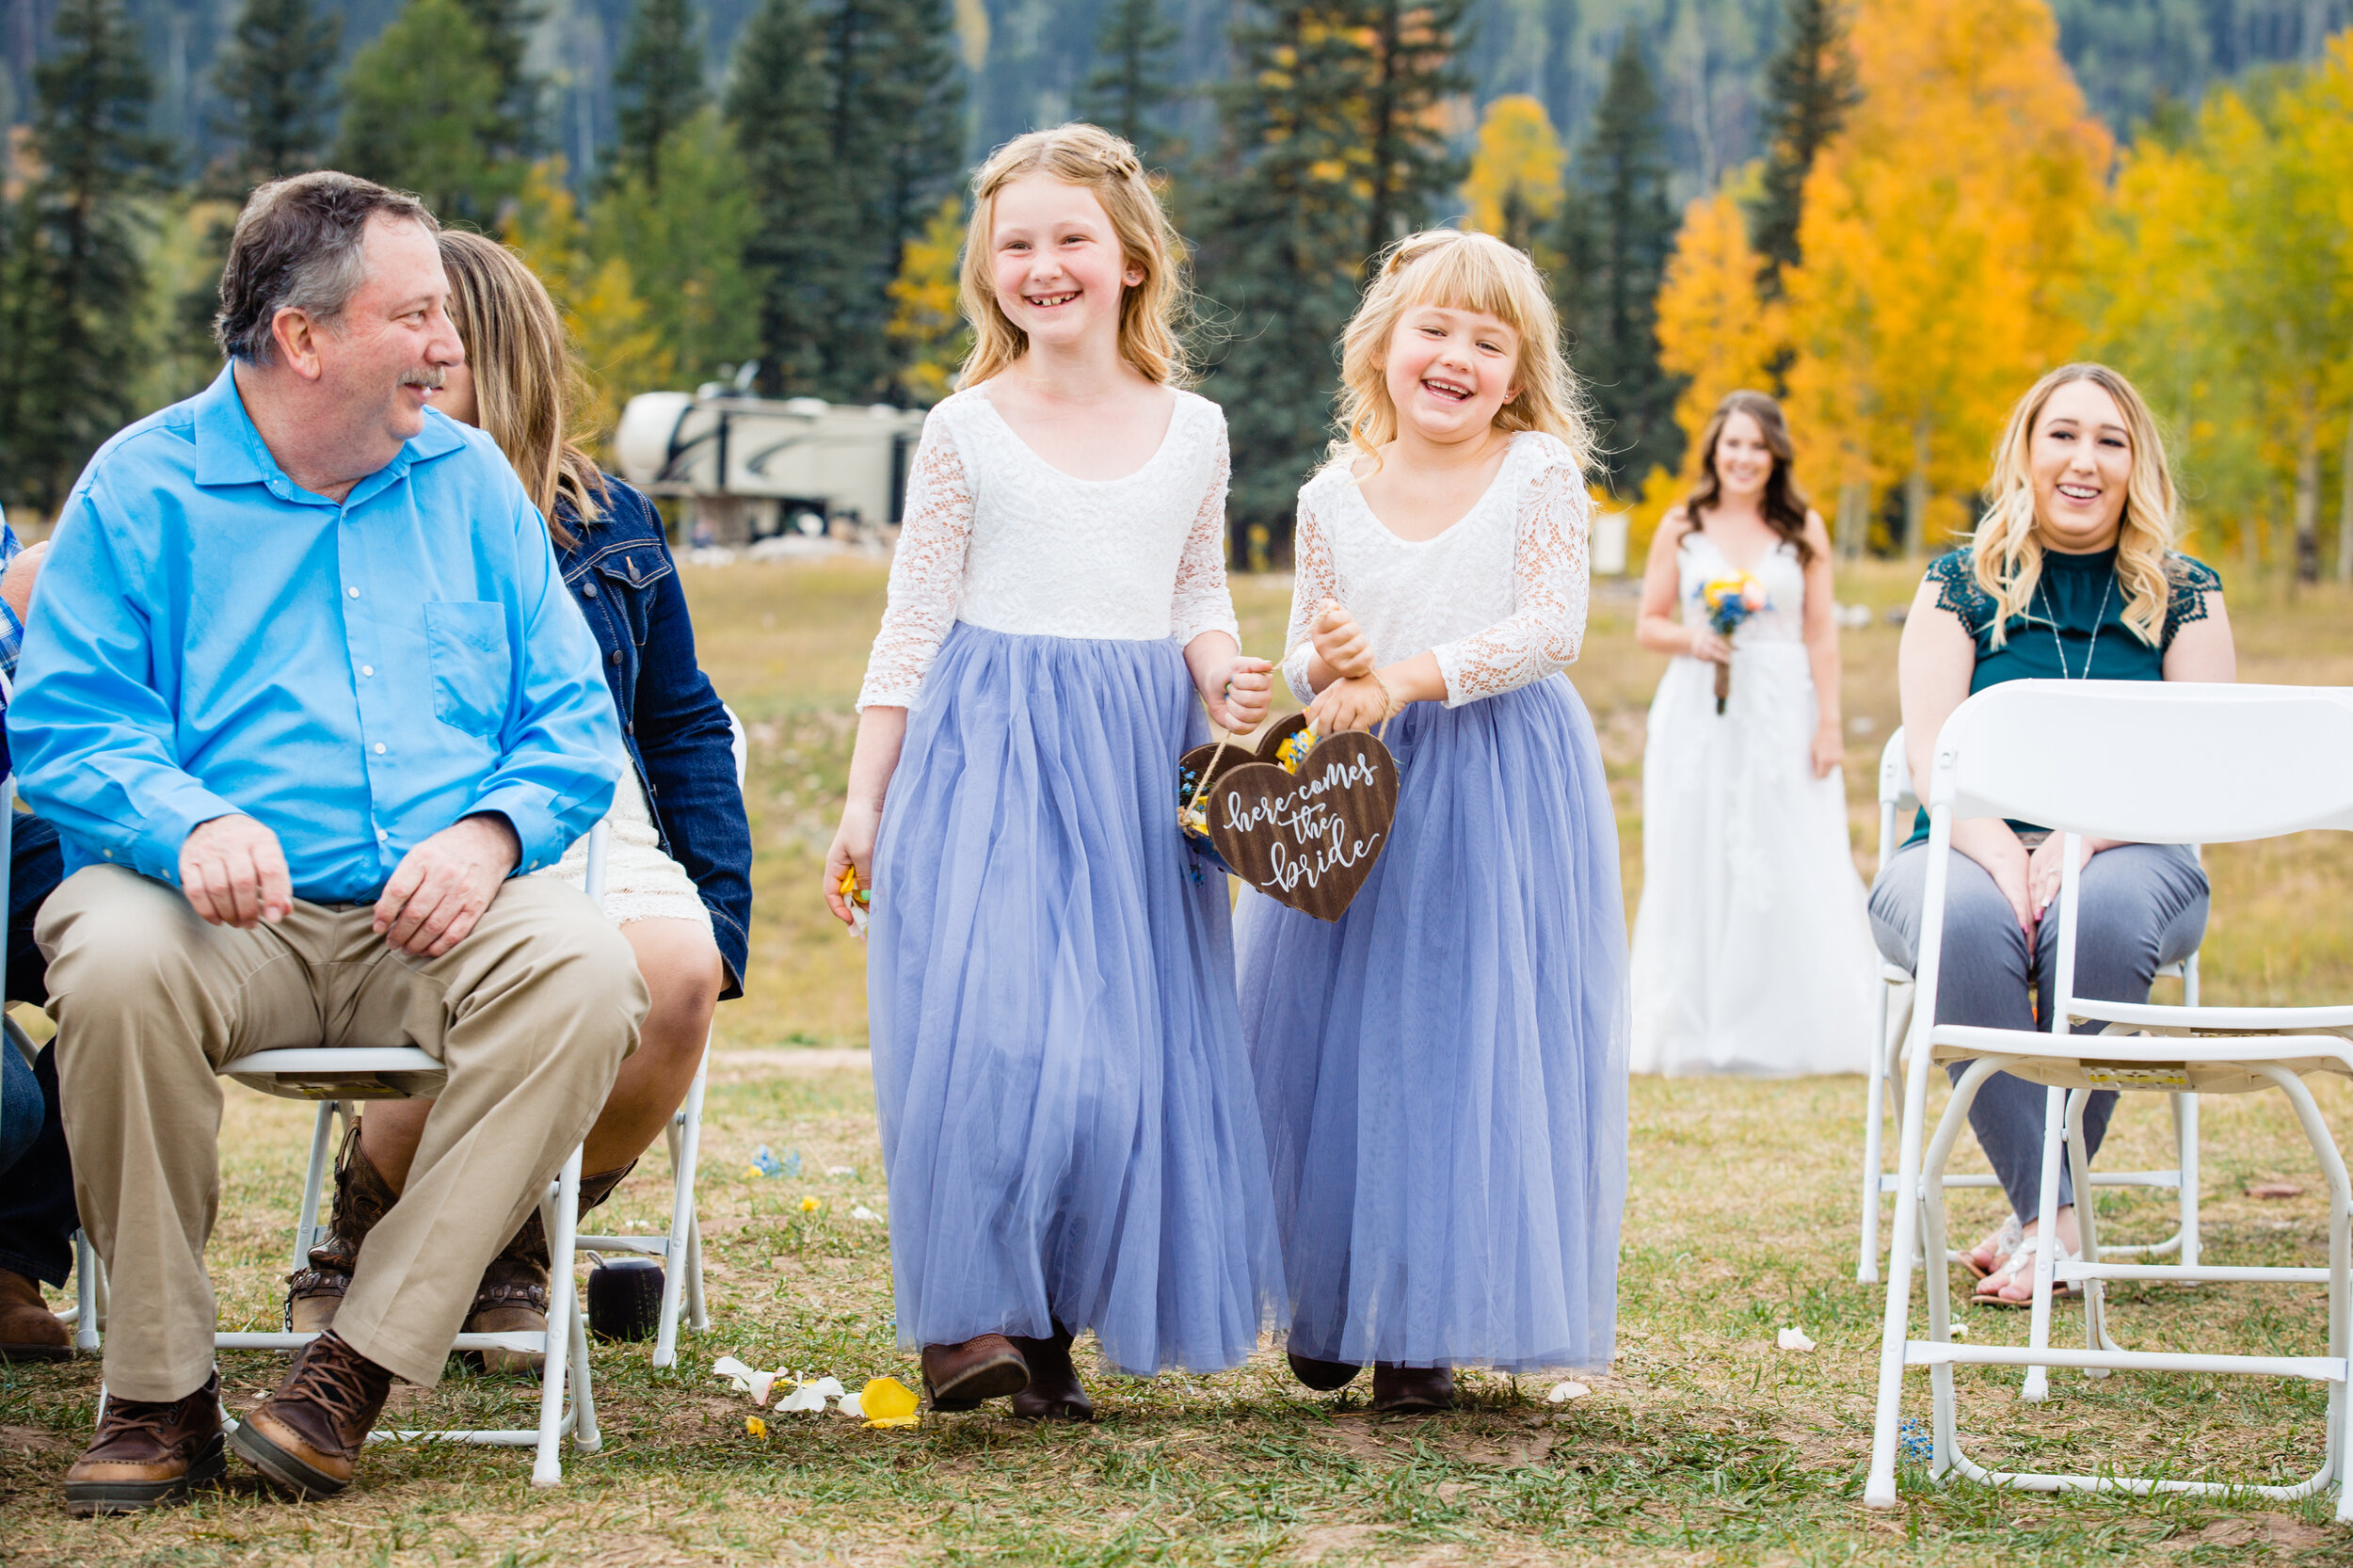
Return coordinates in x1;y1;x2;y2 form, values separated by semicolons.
1931;680;2353;845
1880;728;1914;815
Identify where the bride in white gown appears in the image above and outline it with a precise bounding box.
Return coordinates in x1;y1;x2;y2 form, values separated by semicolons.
1628;392;1878;1076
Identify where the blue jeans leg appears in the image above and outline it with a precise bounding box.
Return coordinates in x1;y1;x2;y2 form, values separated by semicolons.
1868;840;2207;1224
0;811;74;1287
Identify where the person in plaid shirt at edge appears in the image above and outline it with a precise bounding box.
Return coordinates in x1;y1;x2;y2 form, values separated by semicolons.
0;516;78;1365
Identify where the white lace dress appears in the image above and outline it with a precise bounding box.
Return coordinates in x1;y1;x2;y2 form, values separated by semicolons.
1236;432;1631;1374
852;383;1286;1378
1628;531;1877;1076
529;767;710;932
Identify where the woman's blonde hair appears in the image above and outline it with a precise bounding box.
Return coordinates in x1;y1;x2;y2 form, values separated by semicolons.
437;229;606;548
957;122;1191;388
1970;362;2175;648
1336;229;1592;473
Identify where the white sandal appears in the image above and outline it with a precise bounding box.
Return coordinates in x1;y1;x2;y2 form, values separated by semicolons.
1962;1214;2024;1281
1973;1231;2077;1308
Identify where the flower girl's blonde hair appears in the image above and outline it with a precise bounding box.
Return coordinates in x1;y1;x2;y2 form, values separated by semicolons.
1336;230;1592;472
1970;363;2176;648
958;123;1192;388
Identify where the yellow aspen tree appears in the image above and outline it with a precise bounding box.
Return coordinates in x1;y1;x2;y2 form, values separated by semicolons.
888;195;972;407
1779;0;2111;554
1655;190;1782;472
1460;93;1564;252
504;159;672;440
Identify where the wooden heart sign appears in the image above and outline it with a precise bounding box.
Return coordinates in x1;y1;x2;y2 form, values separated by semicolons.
1204;728;1399;921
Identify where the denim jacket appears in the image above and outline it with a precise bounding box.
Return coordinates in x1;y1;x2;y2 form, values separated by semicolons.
556;476;752;998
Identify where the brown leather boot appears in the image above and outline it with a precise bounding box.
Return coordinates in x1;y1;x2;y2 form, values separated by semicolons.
920;1335;1029;1411
0;1268;71;1362
284;1121;398;1337
464;1161;636;1375
230;1331;394;1499
1369;1363;1456;1413
1008;1323;1093;1421
62;1371;225;1514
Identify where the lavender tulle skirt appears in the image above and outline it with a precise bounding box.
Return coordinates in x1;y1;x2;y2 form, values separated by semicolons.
867;622;1287;1375
1236;675;1628;1373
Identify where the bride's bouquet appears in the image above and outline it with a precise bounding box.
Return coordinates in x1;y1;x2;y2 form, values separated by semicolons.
1697;574;1769;715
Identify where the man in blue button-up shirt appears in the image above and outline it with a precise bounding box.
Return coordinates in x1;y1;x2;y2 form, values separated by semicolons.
13;172;648;1515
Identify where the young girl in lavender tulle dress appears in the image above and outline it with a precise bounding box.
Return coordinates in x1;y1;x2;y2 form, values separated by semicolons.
824;124;1285;1419
1237;231;1627;1410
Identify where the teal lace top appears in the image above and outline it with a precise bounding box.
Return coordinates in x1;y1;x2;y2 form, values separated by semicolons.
1904;545;2222;844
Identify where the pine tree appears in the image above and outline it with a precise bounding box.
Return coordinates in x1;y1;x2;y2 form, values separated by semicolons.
209;0;342;192
3;0;174;514
338;0;515;225
727;0;840;395
1078;0;1179;163
1552;28;1683;494
1749;0;1861;294
456;0;547;160
613;0;708;191
593;107;760;392
728;0;963;404
1196;0;1467;548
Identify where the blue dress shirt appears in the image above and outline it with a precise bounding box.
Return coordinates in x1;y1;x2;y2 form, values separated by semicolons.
10;365;623;904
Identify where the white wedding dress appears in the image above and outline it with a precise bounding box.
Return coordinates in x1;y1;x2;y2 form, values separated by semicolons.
1628;530;1878;1076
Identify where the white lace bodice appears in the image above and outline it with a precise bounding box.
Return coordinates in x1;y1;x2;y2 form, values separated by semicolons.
856;386;1241;710
1280;431;1592;708
1674;530;1807;647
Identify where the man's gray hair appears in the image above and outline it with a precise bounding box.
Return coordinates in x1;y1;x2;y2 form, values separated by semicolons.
214;172;439;365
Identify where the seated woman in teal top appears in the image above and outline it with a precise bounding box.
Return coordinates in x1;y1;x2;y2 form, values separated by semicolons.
1869;363;2235;1308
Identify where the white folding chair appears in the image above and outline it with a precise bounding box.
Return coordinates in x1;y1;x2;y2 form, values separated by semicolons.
571;703;744;1368
68;822;618;1487
1856;726;2201;1283
1865;680;2353;1517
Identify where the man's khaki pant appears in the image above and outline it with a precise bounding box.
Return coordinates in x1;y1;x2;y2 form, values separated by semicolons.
40;866;648;1400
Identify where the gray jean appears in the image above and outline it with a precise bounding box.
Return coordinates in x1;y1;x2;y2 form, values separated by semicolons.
1868;840;2208;1222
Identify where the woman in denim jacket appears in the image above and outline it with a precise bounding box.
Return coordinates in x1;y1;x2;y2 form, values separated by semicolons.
285;232;754;1363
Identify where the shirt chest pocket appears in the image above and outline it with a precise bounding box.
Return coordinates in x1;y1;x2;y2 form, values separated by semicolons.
424;600;512;738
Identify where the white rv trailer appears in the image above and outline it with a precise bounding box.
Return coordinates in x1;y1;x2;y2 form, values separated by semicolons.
613;387;928;543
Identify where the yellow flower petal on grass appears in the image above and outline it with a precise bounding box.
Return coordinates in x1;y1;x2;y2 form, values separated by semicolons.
800;1195;823;1213
858;1376;921;1428
745;1416;768;1438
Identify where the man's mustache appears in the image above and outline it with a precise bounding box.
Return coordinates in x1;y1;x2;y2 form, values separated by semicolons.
401;368;447;390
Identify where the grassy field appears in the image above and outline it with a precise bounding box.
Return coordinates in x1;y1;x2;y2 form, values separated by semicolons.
6;557;2353;1564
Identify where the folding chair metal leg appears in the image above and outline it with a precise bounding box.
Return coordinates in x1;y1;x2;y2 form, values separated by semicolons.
291;1101;341;1273
534;1147;584;1487
1860;981;1893;1284
652;1053;709;1369
2021;1084;2069;1404
72;1232;101;1350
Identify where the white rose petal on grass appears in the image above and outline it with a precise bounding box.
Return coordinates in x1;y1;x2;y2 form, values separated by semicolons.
711;1356;781;1405
852;1205;882;1223
774;1381;830;1413
827;1165;857;1178
1545;1381;1591;1402
836;1388;866;1419
1776;1327;1817;1352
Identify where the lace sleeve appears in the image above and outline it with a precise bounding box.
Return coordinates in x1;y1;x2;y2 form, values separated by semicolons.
1169;414;1241;648
856;414;973;711
1926;550;1993;636
1280;476;1338;704
2162;553;2223;648
1432;451;1591;705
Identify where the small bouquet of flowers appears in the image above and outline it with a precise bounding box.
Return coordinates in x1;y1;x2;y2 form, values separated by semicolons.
1696;573;1769;715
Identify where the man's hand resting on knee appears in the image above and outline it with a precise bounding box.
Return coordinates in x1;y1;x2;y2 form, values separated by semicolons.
181;813;294;928
372;814;521;957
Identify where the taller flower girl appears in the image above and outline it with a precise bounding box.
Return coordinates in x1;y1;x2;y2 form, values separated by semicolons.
1237;231;1627;1410
824;125;1285;1419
